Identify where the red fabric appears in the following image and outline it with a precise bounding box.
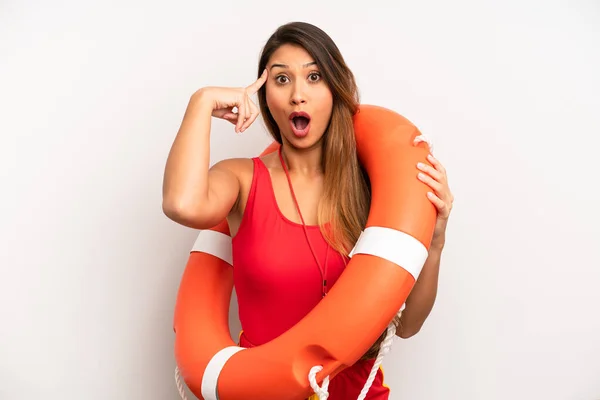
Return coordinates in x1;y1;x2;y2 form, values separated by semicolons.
232;157;389;399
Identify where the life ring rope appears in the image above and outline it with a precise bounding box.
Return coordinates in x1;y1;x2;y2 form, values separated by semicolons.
308;365;330;399
308;309;399;400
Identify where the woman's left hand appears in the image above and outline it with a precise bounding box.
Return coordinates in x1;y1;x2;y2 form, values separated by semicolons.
416;153;453;248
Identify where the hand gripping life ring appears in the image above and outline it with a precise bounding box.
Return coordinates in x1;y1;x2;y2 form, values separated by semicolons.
172;104;436;400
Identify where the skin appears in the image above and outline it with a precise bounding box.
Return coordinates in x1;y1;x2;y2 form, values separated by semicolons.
162;43;454;339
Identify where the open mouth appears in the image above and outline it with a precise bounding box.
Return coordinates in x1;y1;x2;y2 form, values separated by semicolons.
289;111;311;137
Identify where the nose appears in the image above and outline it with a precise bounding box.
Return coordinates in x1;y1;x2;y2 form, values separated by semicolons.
290;82;307;105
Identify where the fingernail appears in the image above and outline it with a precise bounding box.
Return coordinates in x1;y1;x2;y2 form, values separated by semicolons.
418;172;425;180
427;154;434;160
417;162;425;169
427;192;434;198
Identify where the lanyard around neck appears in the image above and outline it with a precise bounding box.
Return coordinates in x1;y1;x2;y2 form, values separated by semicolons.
278;146;330;297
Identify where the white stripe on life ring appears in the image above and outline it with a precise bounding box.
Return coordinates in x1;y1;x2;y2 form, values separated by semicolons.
191;230;233;266
349;226;429;280
201;346;245;400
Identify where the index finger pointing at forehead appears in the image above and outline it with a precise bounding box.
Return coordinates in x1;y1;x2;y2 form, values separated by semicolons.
247;69;268;94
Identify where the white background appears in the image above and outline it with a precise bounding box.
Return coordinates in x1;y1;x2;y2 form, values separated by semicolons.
1;0;599;399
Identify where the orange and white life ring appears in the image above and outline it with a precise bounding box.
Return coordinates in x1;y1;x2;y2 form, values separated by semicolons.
172;104;436;400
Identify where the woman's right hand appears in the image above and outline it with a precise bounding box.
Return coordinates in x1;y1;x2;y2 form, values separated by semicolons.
196;69;268;134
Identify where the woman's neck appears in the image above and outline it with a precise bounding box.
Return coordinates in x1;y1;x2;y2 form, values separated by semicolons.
279;142;323;176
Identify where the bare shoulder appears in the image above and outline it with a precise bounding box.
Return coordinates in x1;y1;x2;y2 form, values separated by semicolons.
205;157;253;202
210;157;255;213
210;157;255;184
209;157;256;233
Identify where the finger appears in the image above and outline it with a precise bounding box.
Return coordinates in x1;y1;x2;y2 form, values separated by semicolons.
239;97;251;132
242;100;260;132
246;69;268;95
212;107;234;119
243;96;252;127
222;113;239;125
417;162;443;182
418;171;443;193
235;103;247;133
427;153;446;175
426;192;448;216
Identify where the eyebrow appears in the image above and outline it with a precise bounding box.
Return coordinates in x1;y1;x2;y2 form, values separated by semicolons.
270;61;317;70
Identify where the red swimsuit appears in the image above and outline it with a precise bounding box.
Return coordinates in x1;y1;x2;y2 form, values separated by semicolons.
232;157;390;399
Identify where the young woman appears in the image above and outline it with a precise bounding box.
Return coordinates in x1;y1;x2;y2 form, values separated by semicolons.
163;21;453;400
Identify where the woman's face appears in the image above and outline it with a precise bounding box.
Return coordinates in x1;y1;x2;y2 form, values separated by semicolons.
265;44;333;149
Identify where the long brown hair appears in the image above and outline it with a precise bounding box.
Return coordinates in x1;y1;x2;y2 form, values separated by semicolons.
257;22;399;360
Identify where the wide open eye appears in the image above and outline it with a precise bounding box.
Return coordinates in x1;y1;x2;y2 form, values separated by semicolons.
308;72;321;83
275;75;289;85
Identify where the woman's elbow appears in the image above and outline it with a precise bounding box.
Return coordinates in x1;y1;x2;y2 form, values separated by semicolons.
162;197;225;230
162;197;186;221
162;198;203;228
